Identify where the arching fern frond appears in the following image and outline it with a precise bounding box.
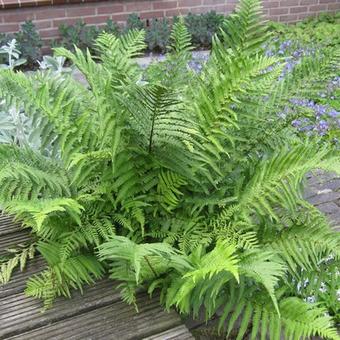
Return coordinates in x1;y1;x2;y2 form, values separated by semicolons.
59;217;115;260
124;84;198;154
4;198;83;232
240;250;287;314
95;30;145;86
267;209;340;273
169;18;193;56
0;243;36;284
166;241;239;315
218;0;268;55
0;144;71;201
25;251;104;309
54;46;106;92
98;236;186;284
219;144;337;222
157;170;187;211
218;293;339;340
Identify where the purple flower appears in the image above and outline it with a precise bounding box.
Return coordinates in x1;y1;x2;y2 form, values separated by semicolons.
292;119;302;127
292;50;303;58
314;104;327;117
265;49;274;57
316;120;329;134
328;109;340;118
299;125;314;132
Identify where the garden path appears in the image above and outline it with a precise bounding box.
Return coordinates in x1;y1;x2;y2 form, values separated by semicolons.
0;172;339;340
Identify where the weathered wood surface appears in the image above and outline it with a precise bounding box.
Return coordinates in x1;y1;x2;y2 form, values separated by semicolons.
0;214;193;340
0;215;30;257
144;325;195;340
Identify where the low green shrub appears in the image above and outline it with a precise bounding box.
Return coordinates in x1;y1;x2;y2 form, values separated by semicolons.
185;11;224;47
14;21;42;66
0;11;339;65
269;12;340;47
55;19;119;53
55;11;225;53
125;13;145;32
146;18;171;52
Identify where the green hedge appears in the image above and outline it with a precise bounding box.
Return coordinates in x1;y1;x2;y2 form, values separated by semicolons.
0;11;338;68
53;11;225;54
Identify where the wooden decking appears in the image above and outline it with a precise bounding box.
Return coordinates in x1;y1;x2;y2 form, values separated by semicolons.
1;172;340;340
0;215;194;340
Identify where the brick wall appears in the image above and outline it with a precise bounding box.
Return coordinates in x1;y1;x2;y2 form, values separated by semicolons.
1;0;339;51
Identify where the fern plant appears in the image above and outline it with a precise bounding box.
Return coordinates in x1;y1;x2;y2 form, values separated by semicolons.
0;0;339;338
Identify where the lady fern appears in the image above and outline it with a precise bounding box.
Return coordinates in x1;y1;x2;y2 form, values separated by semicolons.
0;0;339;338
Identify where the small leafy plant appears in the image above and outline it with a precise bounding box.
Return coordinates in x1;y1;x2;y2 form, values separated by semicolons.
269;12;340;48
0;21;41;68
14;21;42;67
57;20;100;53
56;19;120;54
125;13;145;32
185;11;224;47
37;55;73;75
146;18;171;52
0;1;339;339
0;39;26;69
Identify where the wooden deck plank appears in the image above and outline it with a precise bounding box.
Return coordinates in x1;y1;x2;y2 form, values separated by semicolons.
0;214;22;237
0;232;32;257
5;294;182;340
0;280;122;338
0;257;44;298
143;325;195;340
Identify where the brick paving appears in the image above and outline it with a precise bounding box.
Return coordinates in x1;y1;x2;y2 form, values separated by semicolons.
306;171;340;232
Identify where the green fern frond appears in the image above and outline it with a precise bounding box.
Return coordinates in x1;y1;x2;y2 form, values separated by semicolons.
157;170;187;211
124;84;198;154
25;252;104;310
219;144;334;222
54;46;106;92
25;269;62;310
218;0;268;55
0;243;36;284
218;293;339;340
0;144;71;200
95;30;146;86
26;241;104;308
98;236;185;284
267;211;340;273
279;297;339;340
4;198;83;232
169;18;193;55
240;250;287;314
118;281;139;311
168;241;239;314
183;241;239;282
